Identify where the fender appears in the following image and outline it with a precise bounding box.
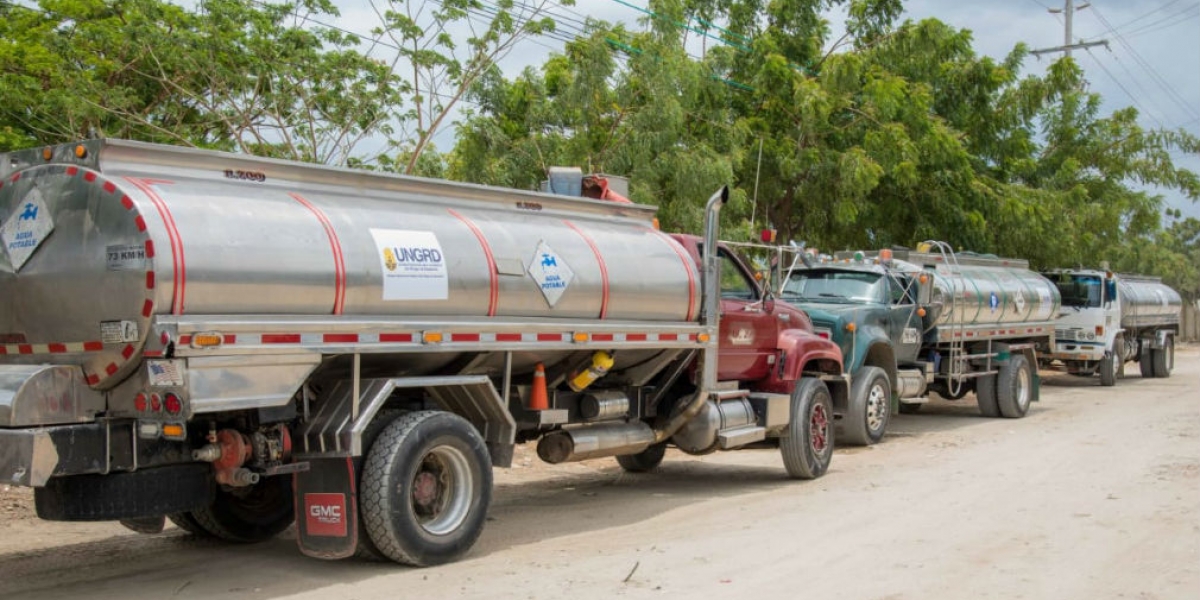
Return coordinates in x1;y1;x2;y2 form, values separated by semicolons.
847;325;893;375
775;328;843;383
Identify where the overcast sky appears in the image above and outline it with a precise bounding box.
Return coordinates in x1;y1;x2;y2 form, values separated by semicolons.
338;0;1199;219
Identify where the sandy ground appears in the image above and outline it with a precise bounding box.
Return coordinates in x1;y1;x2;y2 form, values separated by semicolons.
1;348;1197;600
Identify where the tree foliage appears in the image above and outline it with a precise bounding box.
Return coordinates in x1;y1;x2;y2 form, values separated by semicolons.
449;0;1199;296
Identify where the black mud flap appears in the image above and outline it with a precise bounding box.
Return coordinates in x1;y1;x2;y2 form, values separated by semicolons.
294;457;359;560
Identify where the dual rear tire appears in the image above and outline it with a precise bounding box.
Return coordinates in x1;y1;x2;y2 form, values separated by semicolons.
976;354;1033;419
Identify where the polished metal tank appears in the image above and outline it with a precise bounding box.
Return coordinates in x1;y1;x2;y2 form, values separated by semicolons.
0;140;698;388
829;249;1061;330
1117;275;1182;329
915;260;1061;328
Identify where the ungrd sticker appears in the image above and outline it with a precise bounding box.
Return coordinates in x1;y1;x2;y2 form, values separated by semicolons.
1;188;55;271
370;229;449;301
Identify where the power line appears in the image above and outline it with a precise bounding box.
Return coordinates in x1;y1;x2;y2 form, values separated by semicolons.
1089;5;1200;122
1083;47;1164;127
1099;0;1191;33
1031;0;1108;58
1121;4;1200;38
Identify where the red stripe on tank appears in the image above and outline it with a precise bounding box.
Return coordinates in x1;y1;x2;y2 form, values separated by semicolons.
563;220;609;319
288;193;346;315
125;177;185;314
48;343;67;353
447;209;498;317
379;333;413;343
84;341;104;351
646;228;698;321
262;334;301;344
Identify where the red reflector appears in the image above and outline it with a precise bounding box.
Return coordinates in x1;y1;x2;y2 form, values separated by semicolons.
134;393;147;412
150;393;162;412
817;332;830;339
164;393;182;415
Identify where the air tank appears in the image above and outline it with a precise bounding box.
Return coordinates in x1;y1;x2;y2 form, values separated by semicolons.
0;140;698;386
1117;276;1182;329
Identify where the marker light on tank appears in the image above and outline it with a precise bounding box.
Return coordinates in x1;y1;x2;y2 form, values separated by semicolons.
879;248;893;263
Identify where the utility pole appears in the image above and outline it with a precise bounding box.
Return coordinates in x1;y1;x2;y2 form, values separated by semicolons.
1031;0;1109;59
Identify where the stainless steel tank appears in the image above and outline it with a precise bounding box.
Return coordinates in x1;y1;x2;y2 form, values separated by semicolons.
873;251;1061;329
1118;276;1182;329
0;140;698;388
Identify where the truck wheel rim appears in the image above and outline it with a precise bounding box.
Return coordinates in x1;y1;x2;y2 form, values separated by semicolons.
866;383;887;433
410;445;472;536
1016;367;1031;410
810;403;830;453
1110;353;1120;380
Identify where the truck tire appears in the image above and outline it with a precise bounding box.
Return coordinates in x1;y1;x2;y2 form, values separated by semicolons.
190;475;295;543
1139;340;1154;378
840;366;891;446
361;411;492;566
1151;336;1174;378
354;409;406;561
1099;351;1118;387
996;354;1033;419
975;374;1001;418
167;512;210;536
616;443;667;473
780;378;834;480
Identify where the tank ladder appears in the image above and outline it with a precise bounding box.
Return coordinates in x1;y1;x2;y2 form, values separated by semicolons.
921;240;969;396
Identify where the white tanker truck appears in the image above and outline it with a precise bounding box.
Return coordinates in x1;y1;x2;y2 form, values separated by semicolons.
1040;269;1181;384
0;140;846;565
777;243;1060;443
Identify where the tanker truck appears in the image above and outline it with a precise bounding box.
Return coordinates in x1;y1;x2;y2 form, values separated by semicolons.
1040;269;1181;384
0;140;845;566
775;243;1060;445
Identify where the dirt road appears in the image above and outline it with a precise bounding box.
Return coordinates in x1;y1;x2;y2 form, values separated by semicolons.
2;348;1197;600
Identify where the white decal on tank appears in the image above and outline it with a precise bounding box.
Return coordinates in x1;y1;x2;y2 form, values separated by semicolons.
1;188;55;271
100;320;139;344
106;243;147;271
370;229;449;301
527;240;574;307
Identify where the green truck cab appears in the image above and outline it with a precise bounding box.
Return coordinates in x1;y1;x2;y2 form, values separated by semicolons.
775;244;1060;446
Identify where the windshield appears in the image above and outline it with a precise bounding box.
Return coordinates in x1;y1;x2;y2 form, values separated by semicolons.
1053;275;1102;308
782;270;885;304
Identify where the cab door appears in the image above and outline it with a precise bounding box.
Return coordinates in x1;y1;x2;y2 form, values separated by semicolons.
715;248;781;381
887;274;922;362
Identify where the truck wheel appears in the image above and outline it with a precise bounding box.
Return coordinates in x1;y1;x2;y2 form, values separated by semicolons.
1099;351;1118;387
996;354;1033;419
780;378;834;480
167;512;211;536
361;411;492;566
840;366;891;446
354;409;406;561
616;443;667;473
1151;336;1174;378
975;375;1001;418
190;475;295;543
1139;340;1154;378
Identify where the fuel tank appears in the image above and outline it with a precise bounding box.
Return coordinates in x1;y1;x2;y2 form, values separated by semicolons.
0;140;699;388
1118;275;1182;330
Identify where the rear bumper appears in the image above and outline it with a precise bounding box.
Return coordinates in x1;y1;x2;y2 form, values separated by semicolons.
0;421;134;487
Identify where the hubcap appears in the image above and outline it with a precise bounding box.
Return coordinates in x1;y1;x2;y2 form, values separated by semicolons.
408;445;473;536
865;383;887;433
810;402;830;453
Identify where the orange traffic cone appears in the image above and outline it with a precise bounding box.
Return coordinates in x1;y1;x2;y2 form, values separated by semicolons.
529;362;549;410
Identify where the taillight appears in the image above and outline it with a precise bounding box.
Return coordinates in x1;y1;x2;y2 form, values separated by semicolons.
164;393;182;415
134;392;148;412
150;393;162;412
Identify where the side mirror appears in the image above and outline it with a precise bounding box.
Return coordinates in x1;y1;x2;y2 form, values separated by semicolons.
1106;279;1117;304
